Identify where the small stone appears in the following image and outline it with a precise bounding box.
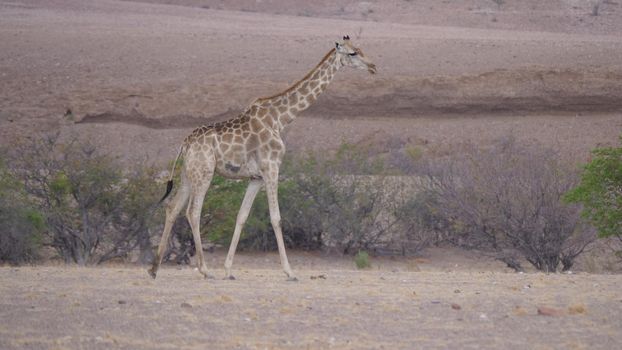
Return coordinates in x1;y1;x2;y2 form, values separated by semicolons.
454;289;461;293
451;303;461;310
537;306;564;317
513;306;528;316
181;302;192;309
568;304;587;315
479;313;488;320
118;300;126;305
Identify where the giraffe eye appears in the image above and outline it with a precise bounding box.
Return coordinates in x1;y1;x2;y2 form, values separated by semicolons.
348;52;357;56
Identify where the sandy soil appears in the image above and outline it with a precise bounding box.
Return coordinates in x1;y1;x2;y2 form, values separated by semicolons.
1;251;622;349
1;0;622;165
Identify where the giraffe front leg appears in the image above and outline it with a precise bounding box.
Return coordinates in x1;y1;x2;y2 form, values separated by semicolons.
224;179;263;280
263;173;297;281
186;167;214;280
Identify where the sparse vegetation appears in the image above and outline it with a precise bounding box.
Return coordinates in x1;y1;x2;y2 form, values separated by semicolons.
0;136;599;271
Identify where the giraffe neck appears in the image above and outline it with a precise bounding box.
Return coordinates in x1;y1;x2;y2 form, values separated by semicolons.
254;48;342;131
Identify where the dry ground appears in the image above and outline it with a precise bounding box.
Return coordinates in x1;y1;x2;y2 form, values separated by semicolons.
1;251;622;349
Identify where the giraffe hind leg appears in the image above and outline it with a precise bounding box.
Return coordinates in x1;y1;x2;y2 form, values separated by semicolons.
148;175;191;279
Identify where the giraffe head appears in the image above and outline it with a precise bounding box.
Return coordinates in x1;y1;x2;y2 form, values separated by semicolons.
335;35;377;74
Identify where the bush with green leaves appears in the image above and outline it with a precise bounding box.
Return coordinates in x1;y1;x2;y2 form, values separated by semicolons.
0;157;45;264
565;137;622;240
7;133;162;265
200;175;274;251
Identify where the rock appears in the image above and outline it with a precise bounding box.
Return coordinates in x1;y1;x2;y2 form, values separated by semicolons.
537;306;564;316
513;306;529;316
181;302;192;309
118;300;126;305
568;304;587;315
451;303;461;310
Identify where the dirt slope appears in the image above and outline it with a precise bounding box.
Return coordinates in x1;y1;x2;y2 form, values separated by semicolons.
1;0;621;165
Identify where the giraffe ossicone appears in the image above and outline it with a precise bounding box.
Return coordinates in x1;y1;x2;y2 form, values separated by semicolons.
148;36;376;280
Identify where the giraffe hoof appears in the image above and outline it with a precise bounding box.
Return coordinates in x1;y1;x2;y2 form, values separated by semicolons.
224;275;236;280
147;268;157;279
287;276;298;282
205;274;216;280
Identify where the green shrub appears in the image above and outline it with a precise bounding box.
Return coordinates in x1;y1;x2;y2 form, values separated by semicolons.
354;250;371;269
565;136;622;239
0;157;45;264
7;133;164;265
201;175;276;251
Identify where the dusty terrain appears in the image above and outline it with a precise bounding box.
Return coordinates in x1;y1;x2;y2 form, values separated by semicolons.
1;0;622;165
1;251;622;349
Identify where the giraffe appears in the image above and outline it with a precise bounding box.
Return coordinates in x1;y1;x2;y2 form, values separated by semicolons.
148;36;376;280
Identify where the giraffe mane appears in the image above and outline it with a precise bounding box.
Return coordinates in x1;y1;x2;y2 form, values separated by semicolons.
255;48;336;102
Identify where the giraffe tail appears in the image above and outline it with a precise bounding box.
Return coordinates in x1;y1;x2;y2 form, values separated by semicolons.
158;145;184;204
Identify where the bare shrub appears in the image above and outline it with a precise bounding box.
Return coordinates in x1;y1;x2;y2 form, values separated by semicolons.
492;0;505;10
281;143;415;255
592;0;603;16
99;165;163;264
412;137;595;272
395;188;450;254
